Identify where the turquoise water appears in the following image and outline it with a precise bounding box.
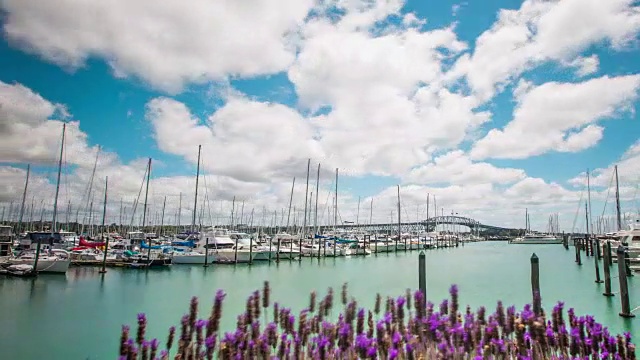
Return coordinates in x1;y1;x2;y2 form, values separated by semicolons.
0;242;638;359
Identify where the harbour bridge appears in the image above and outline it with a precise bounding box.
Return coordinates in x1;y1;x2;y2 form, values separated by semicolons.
314;215;515;234
231;215;518;235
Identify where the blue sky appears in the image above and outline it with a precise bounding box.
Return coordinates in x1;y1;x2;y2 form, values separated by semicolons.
0;0;639;230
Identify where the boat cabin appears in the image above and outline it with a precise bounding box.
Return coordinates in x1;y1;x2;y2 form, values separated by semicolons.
17;232;63;250
125;231;146;245
0;225;13;256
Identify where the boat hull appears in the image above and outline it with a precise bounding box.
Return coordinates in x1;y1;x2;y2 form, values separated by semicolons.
215;250;253;263
509;239;563;244
8;258;70;273
172;253;216;264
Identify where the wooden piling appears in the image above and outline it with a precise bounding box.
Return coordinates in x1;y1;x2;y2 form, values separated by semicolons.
592;238;602;283
576;242;582;265
249;234;253;265
602;241;613;297
625;250;632;277
606;241;612;267
203;237;210;268
418;251;426;298
234;236;239;264
616;245;635;318
530;253;541;316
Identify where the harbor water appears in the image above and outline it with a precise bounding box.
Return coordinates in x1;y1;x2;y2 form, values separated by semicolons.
1;242;638;359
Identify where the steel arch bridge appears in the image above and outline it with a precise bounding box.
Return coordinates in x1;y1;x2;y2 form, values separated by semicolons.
311;215;515;234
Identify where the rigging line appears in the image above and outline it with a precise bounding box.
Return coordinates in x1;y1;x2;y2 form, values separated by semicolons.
202;173;214;228
128;164;149;230
571;184;585;233
600;167;616;219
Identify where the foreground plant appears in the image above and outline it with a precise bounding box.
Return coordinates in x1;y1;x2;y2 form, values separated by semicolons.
118;282;636;359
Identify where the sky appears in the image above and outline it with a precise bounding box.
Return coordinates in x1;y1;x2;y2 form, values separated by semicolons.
0;0;639;232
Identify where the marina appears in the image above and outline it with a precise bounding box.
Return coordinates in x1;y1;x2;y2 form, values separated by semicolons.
0;242;638;359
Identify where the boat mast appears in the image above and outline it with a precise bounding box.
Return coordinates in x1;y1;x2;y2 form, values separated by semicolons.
17;164;30;233
286;177;295;232
141;158;152;232
302;158;310;241
100;177;108;241
178;192;182;232
51;123;66;234
334;169;338;231
80;147;100;236
192;145;201;233
314;163;320;235
586;168;593;235
397;185;401;243
160;196;166;237
614;165;622;231
356;196;360;227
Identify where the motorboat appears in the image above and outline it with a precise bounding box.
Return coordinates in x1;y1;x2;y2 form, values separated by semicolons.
509;233;562;244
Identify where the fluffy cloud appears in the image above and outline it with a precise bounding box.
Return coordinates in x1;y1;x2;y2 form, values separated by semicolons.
569;140;640;189
288;1;490;176
448;0;640;101
146;95;326;182
1;0;314;93
0;81;105;168
404;150;526;185
564;55;600;77
470;75;640;160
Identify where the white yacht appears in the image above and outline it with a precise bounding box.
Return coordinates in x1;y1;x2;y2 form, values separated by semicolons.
205;228;255;263
510;233;562;244
7;247;71;274
271;233;301;260
171;250;216;265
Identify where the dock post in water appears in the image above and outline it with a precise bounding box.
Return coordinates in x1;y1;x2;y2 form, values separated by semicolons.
203;237;210;268
606;241;612;267
234;236;239;264
593;237;603;283
418;251;426;299
576;241;582;265
530;253;541;316
625;250;632;277
602;241;613;297
616;245;635;318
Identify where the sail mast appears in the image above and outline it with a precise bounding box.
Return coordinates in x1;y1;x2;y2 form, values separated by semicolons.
18;164;30;233
141;158;152;230
587;168;593;235
51;123;66;233
302;158;310;240
614;165;622;231
192;145;201;232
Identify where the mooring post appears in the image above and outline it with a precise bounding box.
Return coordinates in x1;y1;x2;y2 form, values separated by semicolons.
596;238;602;259
625;250;633;277
616;245;635;318
203;237;210;268
602;241;613;297
576;242;582;266
606;241;613;267
563;232;568;250
234;236;239;264
593;238;603;283
531;253;541;316
418;251;426;299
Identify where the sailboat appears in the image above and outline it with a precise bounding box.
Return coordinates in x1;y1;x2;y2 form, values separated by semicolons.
6;124;71;274
510;209;562;244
